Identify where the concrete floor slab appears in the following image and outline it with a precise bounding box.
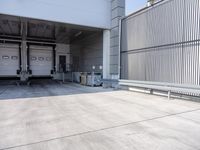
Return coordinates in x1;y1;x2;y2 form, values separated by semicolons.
0;82;200;150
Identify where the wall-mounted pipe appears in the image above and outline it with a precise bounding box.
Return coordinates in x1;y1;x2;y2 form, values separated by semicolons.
19;43;22;72
53;45;56;72
27;44;30;74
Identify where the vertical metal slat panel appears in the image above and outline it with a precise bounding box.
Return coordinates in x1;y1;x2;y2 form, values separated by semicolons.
120;0;200;95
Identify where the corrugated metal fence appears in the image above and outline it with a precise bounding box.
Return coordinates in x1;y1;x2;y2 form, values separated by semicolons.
120;0;200;86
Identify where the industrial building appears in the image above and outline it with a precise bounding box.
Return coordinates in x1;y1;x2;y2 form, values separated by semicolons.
0;0;125;84
0;0;199;93
0;0;200;150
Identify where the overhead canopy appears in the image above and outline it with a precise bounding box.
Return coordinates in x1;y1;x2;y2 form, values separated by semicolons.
0;14;102;44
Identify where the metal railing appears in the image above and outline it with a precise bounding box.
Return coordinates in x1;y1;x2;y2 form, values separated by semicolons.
119;80;200;99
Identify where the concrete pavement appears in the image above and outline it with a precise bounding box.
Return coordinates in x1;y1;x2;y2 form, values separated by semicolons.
0;81;200;150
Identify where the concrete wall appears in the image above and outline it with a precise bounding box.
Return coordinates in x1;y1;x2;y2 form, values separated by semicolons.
55;44;70;72
71;33;103;73
53;43;71;80
70;45;81;72
0;0;111;29
110;0;125;78
81;33;103;73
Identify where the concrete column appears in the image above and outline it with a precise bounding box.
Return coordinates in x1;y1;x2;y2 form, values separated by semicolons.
21;41;27;72
110;0;125;79
20;21;28;81
103;30;110;79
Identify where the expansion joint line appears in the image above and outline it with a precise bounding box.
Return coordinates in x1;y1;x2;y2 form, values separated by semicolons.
1;108;200;150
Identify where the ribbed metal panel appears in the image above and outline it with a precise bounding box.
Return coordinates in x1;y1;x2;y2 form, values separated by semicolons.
121;0;200;88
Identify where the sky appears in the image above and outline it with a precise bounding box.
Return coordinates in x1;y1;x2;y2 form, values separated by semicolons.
126;0;147;15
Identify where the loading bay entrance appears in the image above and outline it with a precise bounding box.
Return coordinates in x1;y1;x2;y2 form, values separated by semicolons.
0;14;104;83
29;45;53;76
0;43;20;77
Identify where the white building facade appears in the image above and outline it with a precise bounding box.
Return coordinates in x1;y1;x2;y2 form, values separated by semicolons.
0;0;125;82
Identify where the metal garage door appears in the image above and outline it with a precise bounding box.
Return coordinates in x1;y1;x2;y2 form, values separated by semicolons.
0;44;19;77
29;45;53;76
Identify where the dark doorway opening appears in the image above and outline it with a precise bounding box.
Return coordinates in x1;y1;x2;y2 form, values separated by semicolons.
59;55;66;73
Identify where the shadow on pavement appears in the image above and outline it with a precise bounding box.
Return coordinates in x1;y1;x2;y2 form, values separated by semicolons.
0;79;115;101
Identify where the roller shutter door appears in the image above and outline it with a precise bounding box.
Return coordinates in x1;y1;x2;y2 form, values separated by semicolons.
0;44;19;77
29;46;53;76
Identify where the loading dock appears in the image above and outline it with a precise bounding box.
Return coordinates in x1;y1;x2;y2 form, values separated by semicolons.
0;43;21;77
0;14;104;83
29;45;54;77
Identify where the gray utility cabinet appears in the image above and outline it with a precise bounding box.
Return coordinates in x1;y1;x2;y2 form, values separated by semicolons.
87;74;102;86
